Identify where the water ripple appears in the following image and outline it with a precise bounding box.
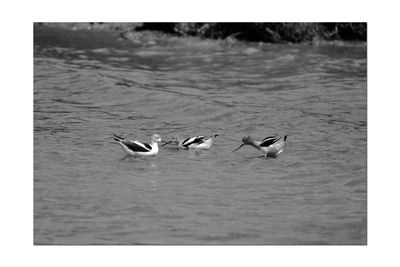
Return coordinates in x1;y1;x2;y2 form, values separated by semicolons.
34;26;367;245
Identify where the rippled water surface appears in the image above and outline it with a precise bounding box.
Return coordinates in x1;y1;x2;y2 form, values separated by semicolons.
34;25;367;244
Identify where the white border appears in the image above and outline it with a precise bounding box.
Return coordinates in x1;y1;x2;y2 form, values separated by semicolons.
2;0;400;266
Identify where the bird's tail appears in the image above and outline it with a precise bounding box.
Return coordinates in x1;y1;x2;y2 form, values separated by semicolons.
205;134;219;141
113;134;124;142
284;135;288;141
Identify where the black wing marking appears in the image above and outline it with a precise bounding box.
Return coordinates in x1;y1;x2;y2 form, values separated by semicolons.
121;140;151;152
260;136;281;147
182;136;206;147
142;143;152;151
262;136;277;142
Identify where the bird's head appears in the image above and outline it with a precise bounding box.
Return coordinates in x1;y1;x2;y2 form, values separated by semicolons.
151;134;162;143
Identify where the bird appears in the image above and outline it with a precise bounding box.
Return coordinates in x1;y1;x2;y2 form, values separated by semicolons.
233;135;288;157
162;134;218;149
113;134;163;156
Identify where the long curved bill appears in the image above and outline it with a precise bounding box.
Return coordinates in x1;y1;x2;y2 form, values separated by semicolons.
232;144;244;152
161;140;172;146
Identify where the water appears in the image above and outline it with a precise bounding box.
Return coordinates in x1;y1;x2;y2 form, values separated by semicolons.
34;25;367;245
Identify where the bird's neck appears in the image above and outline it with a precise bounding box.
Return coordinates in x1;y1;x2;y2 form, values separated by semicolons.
249;141;262;150
151;141;158;146
178;137;185;147
151;142;159;152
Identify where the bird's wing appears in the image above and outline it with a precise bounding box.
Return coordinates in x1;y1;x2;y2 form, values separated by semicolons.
181;136;206;147
121;140;152;152
260;136;281;147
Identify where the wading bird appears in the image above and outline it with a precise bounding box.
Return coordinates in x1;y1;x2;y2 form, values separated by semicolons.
162;134;218;149
113;134;163;156
233;135;288;157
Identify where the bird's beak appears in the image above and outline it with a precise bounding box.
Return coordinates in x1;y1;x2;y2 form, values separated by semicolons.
161;140;172;146
232;144;245;152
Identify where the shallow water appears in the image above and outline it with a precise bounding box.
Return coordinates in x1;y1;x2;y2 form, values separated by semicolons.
34;25;367;244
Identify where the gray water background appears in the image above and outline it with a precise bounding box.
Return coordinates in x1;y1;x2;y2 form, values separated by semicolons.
34;25;367;244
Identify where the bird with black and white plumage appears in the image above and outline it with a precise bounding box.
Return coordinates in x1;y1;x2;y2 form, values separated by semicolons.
233;135;288;157
113;134;163;156
162;134;218;149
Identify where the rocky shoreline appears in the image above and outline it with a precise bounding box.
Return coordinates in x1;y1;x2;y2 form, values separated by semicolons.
36;23;366;44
